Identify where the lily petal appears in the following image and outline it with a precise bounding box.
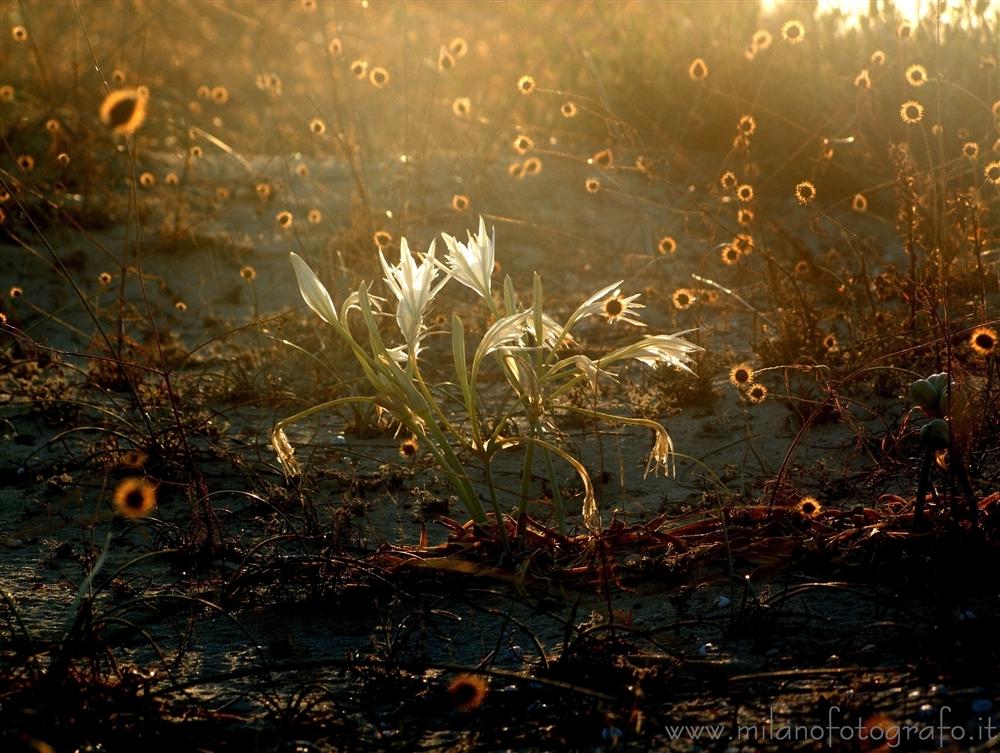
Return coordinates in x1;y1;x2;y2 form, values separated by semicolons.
290;252;339;325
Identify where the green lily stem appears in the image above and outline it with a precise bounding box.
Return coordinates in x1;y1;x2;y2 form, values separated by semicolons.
914;445;933;526
482;460;510;552
542;447;567;536
517;437;535;517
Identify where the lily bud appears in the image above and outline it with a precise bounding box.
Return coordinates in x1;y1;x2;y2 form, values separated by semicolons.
936;389;949;417
920;418;950;449
909;379;938;413
926;372;950;393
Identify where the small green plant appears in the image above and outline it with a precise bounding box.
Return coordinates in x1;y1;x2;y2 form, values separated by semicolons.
909;371;978;524
273;218;701;536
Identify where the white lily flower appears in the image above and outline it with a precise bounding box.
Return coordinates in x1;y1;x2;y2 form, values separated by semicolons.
339;286;385;322
290;254;383;326
271;427;301;477
644;425;676;478
290;252;339;325
385;343;419;364
441;215;495;301
476;310;576;360
479;310;533;356
379;237;449;352
565;354;617;387
603;331;702;373
532;312;576;350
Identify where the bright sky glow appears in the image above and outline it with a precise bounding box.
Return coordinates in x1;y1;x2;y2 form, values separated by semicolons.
761;0;999;30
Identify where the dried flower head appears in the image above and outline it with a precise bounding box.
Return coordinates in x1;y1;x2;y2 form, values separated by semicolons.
852;193;868;212
211;85;229;104
119;449;148;469
16;154;34;172
308;208;322;224
896;21;912;39
899;100;924;124
720;171;738;190
746;383;768;404
721;244;742;265
309;117;326;135
752;29;773;50
0;85;13;102
905;63;928;87
112;478;157;518
399;436;419;458
962;142;979;159
736;183;755;203
592;148;614;168
561;101;578;117
729;363;754;387
738;114;757;136
599;289;645;326
373;230;393;247
522;156;542;176
452;96;471;116
276;210;293;229
798;495;821;517
585;177;601;193
732;233;754;255
99;89;148;135
517;75;536;94
99;272;113;285
369;67;389;88
870;50;886;66
984;161;1000;185
970;326;997;356
448;674;488;712
437;46;455;71
139;171;155;187
328;38;342;55
688;58;708;81
12;25;28;41
794;180;816;205
451;194;469;211
672;288;694;310
657;236;677;256
350;59;368;78
449;37;468;58
737;207;754;225
781;19;805;44
240;265;257;282
513;134;534;154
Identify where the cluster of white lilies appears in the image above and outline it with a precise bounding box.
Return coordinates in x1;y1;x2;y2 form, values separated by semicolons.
274;218;701;536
